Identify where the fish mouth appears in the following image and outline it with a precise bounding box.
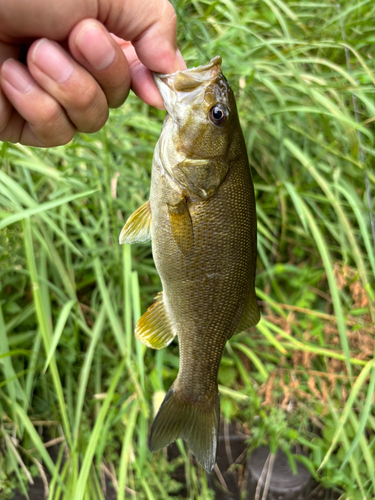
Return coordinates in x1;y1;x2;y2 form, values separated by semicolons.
154;56;221;80
154;56;222;115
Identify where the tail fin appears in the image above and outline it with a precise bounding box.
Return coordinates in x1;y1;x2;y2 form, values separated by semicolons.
149;385;220;473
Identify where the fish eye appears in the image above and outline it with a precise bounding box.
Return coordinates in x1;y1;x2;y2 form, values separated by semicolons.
209;104;228;126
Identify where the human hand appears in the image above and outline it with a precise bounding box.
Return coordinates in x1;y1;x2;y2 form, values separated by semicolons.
0;0;186;147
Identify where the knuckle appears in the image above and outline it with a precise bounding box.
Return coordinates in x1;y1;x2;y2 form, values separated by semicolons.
37;127;75;147
77;106;108;134
71;87;108;133
0;120;10;138
0;126;21;144
0;115;23;144
165;1;177;19
0;94;12;136
0;114;8;135
128;57;143;74
107;86;130;109
74;84;102;112
108;92;128;109
38;99;64;126
163;1;177;30
33;103;76;146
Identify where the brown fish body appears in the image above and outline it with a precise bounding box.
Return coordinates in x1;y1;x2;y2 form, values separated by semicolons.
151;128;257;402
120;57;259;472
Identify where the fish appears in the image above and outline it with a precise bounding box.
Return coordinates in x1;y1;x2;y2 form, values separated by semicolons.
119;56;260;472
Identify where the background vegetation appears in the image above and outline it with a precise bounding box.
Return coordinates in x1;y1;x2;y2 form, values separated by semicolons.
1;0;375;498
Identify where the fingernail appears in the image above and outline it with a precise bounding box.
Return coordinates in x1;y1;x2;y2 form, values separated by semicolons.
31;39;74;83
1;59;35;93
176;50;187;71
76;24;116;71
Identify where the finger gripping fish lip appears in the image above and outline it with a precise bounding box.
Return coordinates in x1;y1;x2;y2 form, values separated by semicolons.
154;55;222;79
153;56;223;114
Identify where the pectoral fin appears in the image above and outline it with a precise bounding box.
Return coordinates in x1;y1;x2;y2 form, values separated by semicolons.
235;292;260;334
168;200;193;255
119;201;152;244
135;292;175;349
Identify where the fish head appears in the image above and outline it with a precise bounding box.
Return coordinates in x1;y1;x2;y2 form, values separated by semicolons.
154;57;239;199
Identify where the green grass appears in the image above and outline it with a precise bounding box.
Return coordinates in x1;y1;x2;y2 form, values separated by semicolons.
1;0;375;498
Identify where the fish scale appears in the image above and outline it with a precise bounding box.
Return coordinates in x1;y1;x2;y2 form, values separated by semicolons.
119;56;260;472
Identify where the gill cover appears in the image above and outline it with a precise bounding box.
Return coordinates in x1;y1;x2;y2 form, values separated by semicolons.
153;57;235;200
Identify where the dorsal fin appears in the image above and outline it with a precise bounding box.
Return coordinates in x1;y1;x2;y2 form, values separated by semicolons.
119;201;152;244
135;292;176;349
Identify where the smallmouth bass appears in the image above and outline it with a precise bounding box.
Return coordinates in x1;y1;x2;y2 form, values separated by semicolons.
119;56;260;472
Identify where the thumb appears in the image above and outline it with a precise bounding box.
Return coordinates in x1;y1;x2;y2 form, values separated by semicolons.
101;0;185;74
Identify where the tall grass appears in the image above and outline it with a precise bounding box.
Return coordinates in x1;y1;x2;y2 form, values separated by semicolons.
1;1;374;498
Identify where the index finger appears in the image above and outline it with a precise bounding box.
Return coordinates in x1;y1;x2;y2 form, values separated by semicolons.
1;0;184;74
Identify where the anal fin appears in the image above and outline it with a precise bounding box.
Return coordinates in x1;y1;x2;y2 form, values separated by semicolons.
135;292;175;349
235;292;260;334
168;199;193;255
119;201;151;244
